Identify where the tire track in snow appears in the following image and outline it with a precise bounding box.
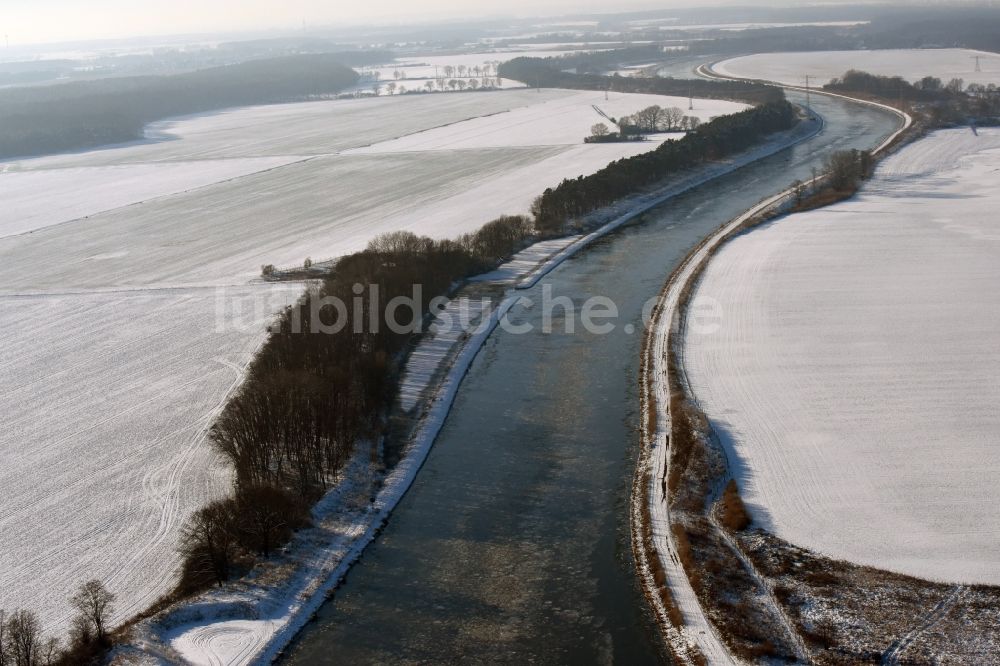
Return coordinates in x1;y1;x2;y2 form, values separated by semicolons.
707;506;811;662
881;585;967;666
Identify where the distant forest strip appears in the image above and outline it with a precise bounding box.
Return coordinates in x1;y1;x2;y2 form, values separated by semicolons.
0;54;362;159
498;56;785;106
174;102;801;600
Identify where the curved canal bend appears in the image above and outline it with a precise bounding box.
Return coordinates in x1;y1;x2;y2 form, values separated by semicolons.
283;91;900;665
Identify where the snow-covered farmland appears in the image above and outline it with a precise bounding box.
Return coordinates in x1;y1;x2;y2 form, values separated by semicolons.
2;91;745;292
715;48;1000;87
684;128;1000;585
348;90;744;152
0;148;565;290
0;285;299;629
3;90;568;167
0;157;301;238
1;87;741;635
626;17;868;31
379;49;598;81
365;50;588;91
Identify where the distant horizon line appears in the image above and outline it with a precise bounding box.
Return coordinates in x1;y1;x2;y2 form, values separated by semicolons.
0;0;989;52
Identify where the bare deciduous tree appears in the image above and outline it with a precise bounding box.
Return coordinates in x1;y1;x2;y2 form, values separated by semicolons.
5;610;41;666
40;639;59;666
235;486;306;556
663;106;685;130
632;105;664;133
0;609;8;666
179;501;241;588
70;580;116;643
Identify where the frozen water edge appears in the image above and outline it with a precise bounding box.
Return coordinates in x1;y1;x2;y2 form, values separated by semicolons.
115;113;822;666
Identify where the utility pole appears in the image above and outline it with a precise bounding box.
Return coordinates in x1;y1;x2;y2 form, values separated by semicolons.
804;74;812;115
973;55;983;73
689;85;693;111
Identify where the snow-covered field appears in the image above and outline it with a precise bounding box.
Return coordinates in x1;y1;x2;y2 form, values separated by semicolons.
684;128;1000;585
0;158;301;238
3;92;568;167
2;91;744;293
0;285;299;629
626;18;868;31
374;49;598;82
363;49;612;94
124;116;822;665
1;87;736;636
348;90;743;152
715;48;1000;87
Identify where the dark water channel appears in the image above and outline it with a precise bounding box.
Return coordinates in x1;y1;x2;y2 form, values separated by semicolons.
283;91;899;665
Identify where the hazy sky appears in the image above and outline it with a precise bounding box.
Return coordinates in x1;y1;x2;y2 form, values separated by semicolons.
0;0;694;45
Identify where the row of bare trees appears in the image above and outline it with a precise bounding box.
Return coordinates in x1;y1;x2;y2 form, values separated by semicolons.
177;488;310;591
534;100;798;235
382;62;501;82
0;581;115;666
178;217;536;593
383;77;502;95
621;105;702;133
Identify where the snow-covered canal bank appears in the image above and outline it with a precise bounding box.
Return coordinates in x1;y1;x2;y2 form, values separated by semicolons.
684;128;1000;585
279;90;900;664
126;102;812;666
0;87;742;634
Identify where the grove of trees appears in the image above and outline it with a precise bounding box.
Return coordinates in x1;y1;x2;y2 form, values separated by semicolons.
534;100;798;235
178;216;536;592
825;69;960;101
825;68;1000;127
173;78;799;614
621;105;702;133
0;580;115;665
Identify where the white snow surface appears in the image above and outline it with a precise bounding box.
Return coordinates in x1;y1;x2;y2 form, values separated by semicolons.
3;88;735;639
0;158;300;239
0;89;723;292
122;113;824;666
684;128;1000;585
716;48;1000;87
0;285;299;630
373;49;599;82
348;90;746;152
